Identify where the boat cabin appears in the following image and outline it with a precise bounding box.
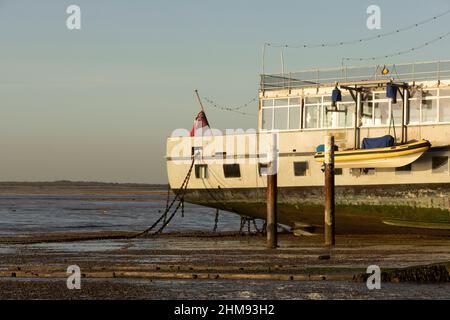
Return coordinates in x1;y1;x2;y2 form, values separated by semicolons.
259;60;450;150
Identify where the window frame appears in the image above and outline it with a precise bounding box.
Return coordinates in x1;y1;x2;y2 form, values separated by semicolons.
261;97;302;132
194;164;208;179
223;163;242;178
293;161;309;176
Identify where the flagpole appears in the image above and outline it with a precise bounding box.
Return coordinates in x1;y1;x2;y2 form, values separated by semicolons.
194;89;211;130
194;89;205;112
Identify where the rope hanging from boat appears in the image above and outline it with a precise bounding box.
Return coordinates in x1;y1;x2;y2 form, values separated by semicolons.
163;184;171;224
213;209;219;232
133;156;196;237
388;108;397;142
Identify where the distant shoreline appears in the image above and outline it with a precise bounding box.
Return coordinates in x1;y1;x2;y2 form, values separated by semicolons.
0;181;169;196
0;181;167;188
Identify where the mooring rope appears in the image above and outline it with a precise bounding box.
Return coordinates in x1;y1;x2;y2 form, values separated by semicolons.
213;209;219;232
132;156;196;238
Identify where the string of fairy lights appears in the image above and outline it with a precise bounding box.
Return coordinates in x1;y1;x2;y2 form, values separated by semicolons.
266;8;450;49
203;96;257;116
265;8;450;64
343;30;450;61
208;8;450;115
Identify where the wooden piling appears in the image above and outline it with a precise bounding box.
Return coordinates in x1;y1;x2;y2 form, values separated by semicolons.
267;134;278;249
324;135;336;246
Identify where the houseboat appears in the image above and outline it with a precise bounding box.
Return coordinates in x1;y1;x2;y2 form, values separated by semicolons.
166;60;450;234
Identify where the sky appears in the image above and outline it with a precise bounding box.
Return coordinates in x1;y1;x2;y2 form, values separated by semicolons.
1;0;449;183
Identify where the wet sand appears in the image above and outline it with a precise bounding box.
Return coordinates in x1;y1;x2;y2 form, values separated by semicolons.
1;183;450;299
1;232;450;299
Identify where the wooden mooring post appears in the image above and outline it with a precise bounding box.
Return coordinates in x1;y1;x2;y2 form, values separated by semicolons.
324;135;336;246
267;134;278;249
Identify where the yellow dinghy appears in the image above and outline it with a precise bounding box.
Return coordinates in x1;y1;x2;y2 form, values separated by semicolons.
314;139;431;168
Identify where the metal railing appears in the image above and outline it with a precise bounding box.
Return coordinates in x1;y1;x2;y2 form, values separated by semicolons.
260;60;450;91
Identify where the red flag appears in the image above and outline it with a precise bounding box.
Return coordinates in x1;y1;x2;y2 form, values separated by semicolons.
190;111;209;136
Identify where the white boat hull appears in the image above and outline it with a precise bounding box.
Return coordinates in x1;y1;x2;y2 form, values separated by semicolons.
334;151;424;168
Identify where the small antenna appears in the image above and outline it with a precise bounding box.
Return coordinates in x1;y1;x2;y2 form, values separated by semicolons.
261;43;267;75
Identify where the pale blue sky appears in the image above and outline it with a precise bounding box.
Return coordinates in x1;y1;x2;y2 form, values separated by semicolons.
1;0;449;183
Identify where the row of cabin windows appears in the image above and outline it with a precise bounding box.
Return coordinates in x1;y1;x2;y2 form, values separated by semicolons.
195;164;241;179
261;88;450;131
194;156;449;179
194;161;342;179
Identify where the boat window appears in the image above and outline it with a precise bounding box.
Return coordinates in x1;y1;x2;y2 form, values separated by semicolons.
361;91;405;127
422;90;438;123
274;107;288;130
432;156;448;174
304;96;321;130
391;102;403;125
422;98;438;122
361;101;373;126
223;164;241;178
195;164;208;179
293;161;308;176
262;108;273;130
409;98;421;123
440;88;450;97
305;97;321;104
439;97;450;122
438;88;450;122
395;164;412;174
274;98;289;106
263;94;356;131
262;99;274;107
423;89;438;98
322;101;339;129
323;95;332;103
304;105;319;128
373;101;389;125
407;88;450;124
289;97;301;105
261;97;302;131
258;163;268;176
289;106;301;129
337;103;354;127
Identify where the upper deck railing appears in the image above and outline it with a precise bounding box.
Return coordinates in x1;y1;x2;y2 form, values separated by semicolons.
260;60;450;91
